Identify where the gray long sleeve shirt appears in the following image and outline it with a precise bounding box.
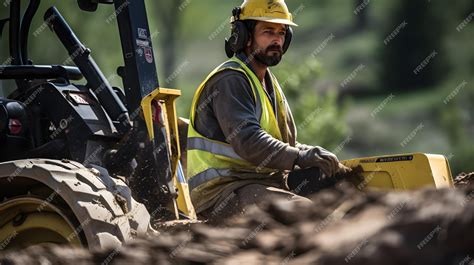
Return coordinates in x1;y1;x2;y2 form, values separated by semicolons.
193;59;301;170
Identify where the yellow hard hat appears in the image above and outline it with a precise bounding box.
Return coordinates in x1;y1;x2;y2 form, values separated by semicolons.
236;0;298;27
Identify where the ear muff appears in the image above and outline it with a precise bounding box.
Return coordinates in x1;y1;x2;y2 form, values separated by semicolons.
225;20;250;58
282;26;293;54
225;7;250;58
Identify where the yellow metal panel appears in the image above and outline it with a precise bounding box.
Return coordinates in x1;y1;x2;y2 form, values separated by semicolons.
342;153;454;191
426;154;454;188
140;87;196;219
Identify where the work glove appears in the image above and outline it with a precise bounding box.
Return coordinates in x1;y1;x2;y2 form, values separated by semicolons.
337;162;352;175
295;146;350;177
295;142;313;151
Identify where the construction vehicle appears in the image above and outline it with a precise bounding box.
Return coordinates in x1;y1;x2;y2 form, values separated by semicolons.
0;0;454;251
0;0;195;249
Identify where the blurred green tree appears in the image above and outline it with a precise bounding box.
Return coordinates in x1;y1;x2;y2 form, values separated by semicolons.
150;0;181;87
377;0;449;91
275;58;349;149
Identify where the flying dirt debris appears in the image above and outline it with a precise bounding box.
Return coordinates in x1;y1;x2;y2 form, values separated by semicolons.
1;172;473;265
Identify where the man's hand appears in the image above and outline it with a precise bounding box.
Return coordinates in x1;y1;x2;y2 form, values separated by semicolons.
295;146;349;177
337;162;352;175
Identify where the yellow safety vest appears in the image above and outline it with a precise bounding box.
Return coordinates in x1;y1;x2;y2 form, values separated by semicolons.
187;56;289;193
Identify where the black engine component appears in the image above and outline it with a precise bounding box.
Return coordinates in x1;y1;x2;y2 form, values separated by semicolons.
0;98;30;160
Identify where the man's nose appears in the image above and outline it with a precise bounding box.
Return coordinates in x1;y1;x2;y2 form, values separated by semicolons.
272;33;285;47
272;36;284;47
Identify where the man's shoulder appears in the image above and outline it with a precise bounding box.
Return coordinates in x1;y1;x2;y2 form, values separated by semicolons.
206;68;250;88
200;68;254;101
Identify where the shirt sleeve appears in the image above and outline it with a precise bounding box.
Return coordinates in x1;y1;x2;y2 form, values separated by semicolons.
208;70;299;170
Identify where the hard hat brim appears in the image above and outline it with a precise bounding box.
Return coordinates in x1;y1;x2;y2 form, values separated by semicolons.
243;16;298;27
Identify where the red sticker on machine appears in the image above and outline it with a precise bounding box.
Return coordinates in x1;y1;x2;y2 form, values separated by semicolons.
144;47;153;63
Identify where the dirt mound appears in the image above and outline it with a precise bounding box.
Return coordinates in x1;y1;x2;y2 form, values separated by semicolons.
454;172;474;187
2;176;474;265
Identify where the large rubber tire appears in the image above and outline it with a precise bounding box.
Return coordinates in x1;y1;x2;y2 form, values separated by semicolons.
0;159;150;250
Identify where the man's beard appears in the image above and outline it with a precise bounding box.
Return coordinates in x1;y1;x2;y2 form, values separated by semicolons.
252;44;283;66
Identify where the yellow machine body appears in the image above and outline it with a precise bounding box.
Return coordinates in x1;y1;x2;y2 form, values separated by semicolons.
342;153;454;191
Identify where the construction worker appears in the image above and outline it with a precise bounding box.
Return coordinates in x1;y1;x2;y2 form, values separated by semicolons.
187;0;351;220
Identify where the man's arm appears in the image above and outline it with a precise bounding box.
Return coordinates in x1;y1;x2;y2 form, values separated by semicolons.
296;142;313;151
208;71;299;170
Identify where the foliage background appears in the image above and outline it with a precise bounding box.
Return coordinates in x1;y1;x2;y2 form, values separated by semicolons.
0;0;472;174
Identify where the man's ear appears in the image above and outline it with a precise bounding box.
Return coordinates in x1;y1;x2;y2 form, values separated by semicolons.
246;33;253;47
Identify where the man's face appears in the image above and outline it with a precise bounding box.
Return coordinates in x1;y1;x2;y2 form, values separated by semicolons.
248;21;287;66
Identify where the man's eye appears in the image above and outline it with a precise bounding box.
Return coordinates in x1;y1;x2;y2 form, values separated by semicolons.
279;32;286;36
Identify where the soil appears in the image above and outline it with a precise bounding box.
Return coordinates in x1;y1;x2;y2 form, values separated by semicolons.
1;173;474;265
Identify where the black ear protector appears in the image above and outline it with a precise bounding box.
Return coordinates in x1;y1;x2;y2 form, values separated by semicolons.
224;7;293;58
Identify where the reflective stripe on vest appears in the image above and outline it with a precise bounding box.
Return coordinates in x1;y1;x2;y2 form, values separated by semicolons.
187;137;243;161
188;168;231;191
187;56;286;191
